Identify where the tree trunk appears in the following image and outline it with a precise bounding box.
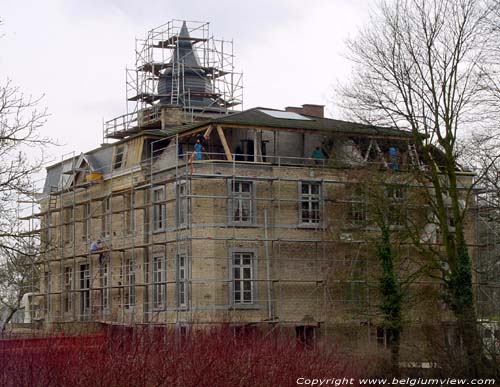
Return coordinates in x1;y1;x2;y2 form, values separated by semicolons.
0;307;17;337
449;242;493;377
378;225;402;376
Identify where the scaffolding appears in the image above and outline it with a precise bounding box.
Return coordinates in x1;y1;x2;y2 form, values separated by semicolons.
474;189;500;320
14;137;482;333
104;20;243;140
9;20;498;353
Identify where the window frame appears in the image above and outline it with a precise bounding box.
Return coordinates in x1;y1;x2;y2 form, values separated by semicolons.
63;266;73;313
82;203;91;240
123;258;136;310
176;181;188;228
152;186;166;232
102;197;112;237
113;145;127;170
43;271;51;316
123;192;134;235
100;262;110;313
79;263;90;320
42;213;52;248
63;207;74;242
152;254;166;311
229;249;258;307
347;192;367;226
385;185;406;228
299;181;322;227
228;180;256;226
176;253;188;309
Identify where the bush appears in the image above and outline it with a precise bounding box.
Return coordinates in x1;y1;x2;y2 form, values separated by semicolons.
0;326;374;386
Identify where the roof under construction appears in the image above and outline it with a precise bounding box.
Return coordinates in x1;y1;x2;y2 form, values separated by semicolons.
164;107;413;139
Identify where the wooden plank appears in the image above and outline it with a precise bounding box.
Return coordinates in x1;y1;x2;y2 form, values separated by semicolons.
217;125;233;161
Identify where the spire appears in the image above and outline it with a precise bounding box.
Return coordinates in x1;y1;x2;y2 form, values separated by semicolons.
158;20;213;107
179;21;190;39
174;21;201;66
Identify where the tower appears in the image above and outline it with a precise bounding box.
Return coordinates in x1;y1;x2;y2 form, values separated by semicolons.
157;21;214;108
104;20;243;140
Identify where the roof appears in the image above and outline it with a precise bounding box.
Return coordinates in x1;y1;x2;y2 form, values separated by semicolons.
43;130;168;194
42;108;412;194
166;107;412;138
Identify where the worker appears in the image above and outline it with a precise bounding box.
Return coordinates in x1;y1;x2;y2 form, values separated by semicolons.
235;145;244;161
312;146;326;164
194;139;203;161
389;146;400;170
90;239;106;264
178;142;184;159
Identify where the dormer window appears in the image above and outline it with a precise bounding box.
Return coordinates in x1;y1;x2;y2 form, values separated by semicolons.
113;145;126;169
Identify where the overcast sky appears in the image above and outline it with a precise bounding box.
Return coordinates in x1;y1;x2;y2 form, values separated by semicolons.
1;0;370;168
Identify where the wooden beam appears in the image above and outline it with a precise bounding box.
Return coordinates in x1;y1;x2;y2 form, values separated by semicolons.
363;139;373;161
203;125;213;139
216;125;233;161
373;140;388;167
173;122;411;141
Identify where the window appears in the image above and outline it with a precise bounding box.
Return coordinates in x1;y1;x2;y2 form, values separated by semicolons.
63;207;74;242
143;251;150;315
123;192;134;235
296;326;316;350
44;271;51;316
176;253;188;308
385;185;405;227
63;267;73;313
177;182;187;228
113;145;126;169
345;258;366;304
348;193;367;225
102;197;111;237
79;264;90;319
100;263;110;312
300;182;321;225
376;327;387;348
152;186;166;232
42;213;52;248
231;251;255;305
124;258;136;309
230;181;255;224
152;255;166;310
386;185;405;200
82;203;91;240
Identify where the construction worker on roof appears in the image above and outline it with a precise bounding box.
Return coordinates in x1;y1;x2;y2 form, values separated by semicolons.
194;139;203;161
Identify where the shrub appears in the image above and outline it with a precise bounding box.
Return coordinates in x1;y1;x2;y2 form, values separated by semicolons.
0;325;374;386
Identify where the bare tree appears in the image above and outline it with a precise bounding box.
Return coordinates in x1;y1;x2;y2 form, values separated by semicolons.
344;168;431;375
0;73;51;332
339;0;500;377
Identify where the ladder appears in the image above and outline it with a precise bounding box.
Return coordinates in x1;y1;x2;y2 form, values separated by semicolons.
408;143;422;169
373;140;388;168
49;186;58;210
170;59;179;105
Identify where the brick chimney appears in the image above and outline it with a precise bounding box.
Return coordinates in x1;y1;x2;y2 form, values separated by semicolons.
284;106;304;115
285;104;324;118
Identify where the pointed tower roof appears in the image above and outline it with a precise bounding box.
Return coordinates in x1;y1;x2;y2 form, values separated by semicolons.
173;21;202;67
158;20;214;107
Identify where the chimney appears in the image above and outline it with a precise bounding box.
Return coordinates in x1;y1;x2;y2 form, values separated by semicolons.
285;104;324;118
285;106;304;115
301;104;324;118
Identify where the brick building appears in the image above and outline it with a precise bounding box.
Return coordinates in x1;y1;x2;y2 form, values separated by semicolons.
29;20;478;353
